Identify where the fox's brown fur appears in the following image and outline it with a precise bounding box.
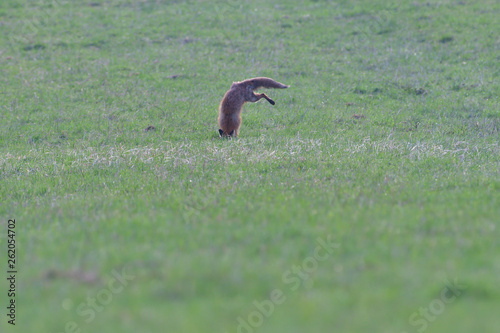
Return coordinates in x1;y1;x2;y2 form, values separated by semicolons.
218;77;289;137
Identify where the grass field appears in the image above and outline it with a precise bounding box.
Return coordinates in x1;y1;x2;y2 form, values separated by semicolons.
1;0;499;332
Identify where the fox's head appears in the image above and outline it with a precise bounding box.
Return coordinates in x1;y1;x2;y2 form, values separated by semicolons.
219;129;235;138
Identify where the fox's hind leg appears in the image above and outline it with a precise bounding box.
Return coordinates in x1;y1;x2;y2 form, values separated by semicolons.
251;93;275;105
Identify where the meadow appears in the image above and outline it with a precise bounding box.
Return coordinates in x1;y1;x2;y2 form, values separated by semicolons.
0;0;499;332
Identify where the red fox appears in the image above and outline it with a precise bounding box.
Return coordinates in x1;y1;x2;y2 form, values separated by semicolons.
218;77;289;137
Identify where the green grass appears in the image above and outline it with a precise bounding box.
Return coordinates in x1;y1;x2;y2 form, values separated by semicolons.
1;0;499;332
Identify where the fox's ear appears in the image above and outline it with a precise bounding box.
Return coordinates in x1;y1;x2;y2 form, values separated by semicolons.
218;129;224;137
